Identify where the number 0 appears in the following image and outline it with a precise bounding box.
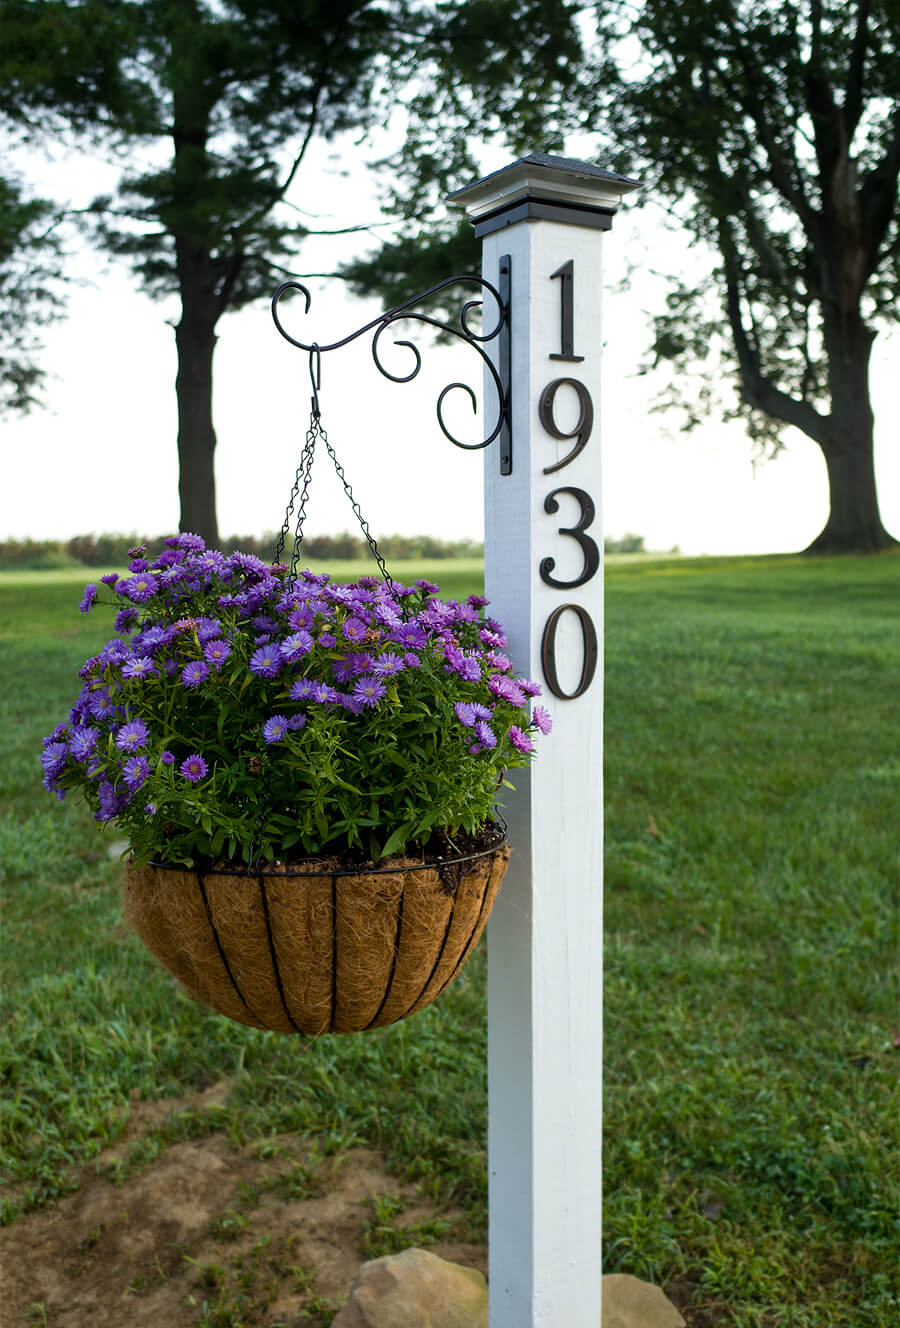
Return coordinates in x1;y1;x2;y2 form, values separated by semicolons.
540;604;598;700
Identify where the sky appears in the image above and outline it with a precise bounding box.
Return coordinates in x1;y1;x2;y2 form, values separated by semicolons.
3;134;898;556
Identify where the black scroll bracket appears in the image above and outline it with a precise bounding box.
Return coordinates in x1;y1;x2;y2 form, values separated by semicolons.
271;257;512;475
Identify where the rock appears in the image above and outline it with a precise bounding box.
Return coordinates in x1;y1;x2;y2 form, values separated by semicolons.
332;1247;489;1328
602;1274;685;1328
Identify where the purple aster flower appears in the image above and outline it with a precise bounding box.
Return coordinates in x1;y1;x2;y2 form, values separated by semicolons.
403;652;421;669
78;583;98;613
317;631;337;648
444;648;481;682
69;727;100;762
475;720;497;749
467;594;490;608
176;532;206;552
395;622;428;650
414;578;439;595
311;682;338;704
352;675;386;708
144;803;157;815
100;572;120;587
122;655;158;681
347;651;374;678
122;755;151;789
521;679;543;698
96;780;122;821
123;574;156;603
489;676;526;707
532;704;552;735
263;715;289;744
373;651;404;678
41;741;69;779
332;656;355;684
129;558;149;573
509;726;534;754
160;750;176;765
281;631;313;662
479;628;507;649
341;616;369;644
115;719;149;753
180;753;208;782
472;703;493;721
137;625;176;651
455;702;477;727
289;678;315;701
287;607;314;630
487;652;513;673
181;660;210;688
287;713;307;731
339;694;366;715
203;639;232;667
195;617;223;642
195;549;226;574
252;614;277;633
115;607;139;632
249;645;281;678
229;550;268;576
89;689;117;720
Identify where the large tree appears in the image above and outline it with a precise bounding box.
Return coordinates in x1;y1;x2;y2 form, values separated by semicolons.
352;0;899;553
0;0;580;546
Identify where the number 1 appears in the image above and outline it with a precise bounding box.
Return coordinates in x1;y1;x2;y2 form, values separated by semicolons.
549;260;584;363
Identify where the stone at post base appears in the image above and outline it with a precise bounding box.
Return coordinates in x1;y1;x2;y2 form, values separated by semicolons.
601;1274;686;1328
332;1247;489;1328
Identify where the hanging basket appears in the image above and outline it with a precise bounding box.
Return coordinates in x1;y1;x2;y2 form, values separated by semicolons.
123;835;510;1035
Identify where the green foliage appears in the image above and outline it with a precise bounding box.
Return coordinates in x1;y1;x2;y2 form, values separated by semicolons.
0;172;66;415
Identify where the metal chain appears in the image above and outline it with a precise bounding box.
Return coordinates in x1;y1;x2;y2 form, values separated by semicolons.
317;422;400;599
273;401;400;601
273;413;318;575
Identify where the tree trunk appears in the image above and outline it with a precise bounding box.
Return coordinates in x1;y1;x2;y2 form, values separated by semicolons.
805;312;896;554
806;434;896;553
174;300;219;549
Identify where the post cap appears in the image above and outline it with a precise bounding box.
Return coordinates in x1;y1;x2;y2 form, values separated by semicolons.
446;152;641;224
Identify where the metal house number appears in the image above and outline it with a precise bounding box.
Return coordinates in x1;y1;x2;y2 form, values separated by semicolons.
538;261;599;701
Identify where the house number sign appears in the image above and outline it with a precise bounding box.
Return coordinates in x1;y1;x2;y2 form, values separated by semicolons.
538;261;599;701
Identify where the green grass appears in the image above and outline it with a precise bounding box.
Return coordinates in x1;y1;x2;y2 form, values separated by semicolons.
2;553;898;1326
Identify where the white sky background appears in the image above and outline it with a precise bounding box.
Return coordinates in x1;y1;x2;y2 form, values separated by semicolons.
2;133;898;555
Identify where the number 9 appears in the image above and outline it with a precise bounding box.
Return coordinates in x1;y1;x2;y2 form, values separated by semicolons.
538;378;594;475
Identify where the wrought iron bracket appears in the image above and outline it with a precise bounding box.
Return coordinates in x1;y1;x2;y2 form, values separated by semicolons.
271;259;513;474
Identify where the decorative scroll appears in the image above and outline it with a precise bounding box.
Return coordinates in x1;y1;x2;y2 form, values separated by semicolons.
271;273;510;453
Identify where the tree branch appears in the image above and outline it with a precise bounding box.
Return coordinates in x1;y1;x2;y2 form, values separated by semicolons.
844;0;871;138
718;215;827;442
859;102;900;282
715;22;817;239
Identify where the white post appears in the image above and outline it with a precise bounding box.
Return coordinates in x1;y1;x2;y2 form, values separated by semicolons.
448;154;639;1326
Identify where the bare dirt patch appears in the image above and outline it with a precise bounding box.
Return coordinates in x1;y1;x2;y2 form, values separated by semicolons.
2;1092;485;1327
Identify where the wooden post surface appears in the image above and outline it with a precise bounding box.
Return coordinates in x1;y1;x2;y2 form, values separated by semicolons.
449;154;639;1326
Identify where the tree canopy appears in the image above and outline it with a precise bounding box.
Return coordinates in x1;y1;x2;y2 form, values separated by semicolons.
0;0;580;544
353;0;900;552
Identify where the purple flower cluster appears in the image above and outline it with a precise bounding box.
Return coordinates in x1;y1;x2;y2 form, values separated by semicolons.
41;533;551;859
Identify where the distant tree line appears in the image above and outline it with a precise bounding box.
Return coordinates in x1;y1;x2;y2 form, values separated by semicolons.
0;532;485;571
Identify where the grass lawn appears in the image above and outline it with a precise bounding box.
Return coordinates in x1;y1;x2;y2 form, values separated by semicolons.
1;553;897;1326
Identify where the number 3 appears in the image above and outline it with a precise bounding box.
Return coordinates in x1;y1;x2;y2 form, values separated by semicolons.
539;487;600;590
